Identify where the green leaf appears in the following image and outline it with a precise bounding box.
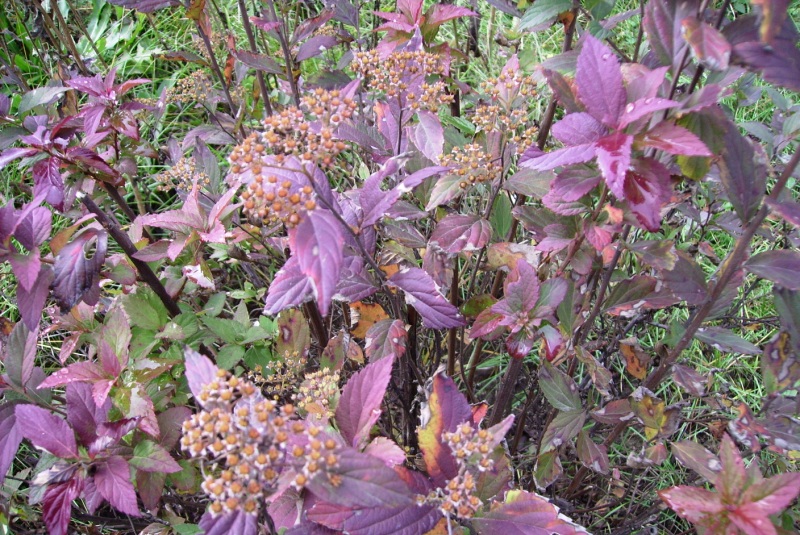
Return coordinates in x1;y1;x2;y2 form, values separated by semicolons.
519;0;572;31
533;449;562;490
539;361;582;412
18;87;69;114
243;346;271;370
490;193;513;241
216;345;245;370
203;292;227;317
130;440;181;473
124;289;169;331
172;525;202;535
202;317;246;344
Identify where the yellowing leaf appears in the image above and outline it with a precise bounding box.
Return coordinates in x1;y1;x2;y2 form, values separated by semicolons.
349;301;389;339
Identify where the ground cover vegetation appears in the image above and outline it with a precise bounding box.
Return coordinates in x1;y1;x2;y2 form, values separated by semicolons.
0;0;798;533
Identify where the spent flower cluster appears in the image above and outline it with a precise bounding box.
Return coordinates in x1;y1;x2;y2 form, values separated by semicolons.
154;156;210;192
441;142;502;189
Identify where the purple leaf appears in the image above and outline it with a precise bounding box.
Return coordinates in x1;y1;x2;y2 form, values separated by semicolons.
37;360;106;390
15;404;78;458
681;16;731;71
94;456;139;516
264;256;314;314
137;471;166;511
307;499;440;535
429;214;492;254
623;158;672;232
716;120;766;223
413;111;444;163
184;347;219;403
426;4;476;26
232;50;283;74
199;510;258;535
695;327;761;355
17;264;53;330
425;172;469;210
0;403;23;486
289;209;345;316
618;97;679;129
641;122;711;156
745;250;800;290
643;0;694;73
547;166;602;202
388;267;465;329
576;431;609;474
66;382;109;446
296;35;338;62
670;441;721;482
32;157;64;210
104;0;179;12
3;321;37;389
157;406;192;450
577;35;625;127
42;479;83;535
551;113;606;145
727;15;800;92
53;228;107;312
523;143;598;171
14;206;52;250
365;319;407;362
336;357;395;448
471;490;587;534
66;147;117;178
306;448;412;508
595;132;633;199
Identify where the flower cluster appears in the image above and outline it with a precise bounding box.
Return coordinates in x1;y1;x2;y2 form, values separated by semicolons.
443;422;496;472
292;367;340;421
441;143;502;189
239;172;317;227
481;70;536;107
247;350;307;401
154;156;210;192
181;369;340;516
353;49;453;111
166;71;214;104
440;471;482;518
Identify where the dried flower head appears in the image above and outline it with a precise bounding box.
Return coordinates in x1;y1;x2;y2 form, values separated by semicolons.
167;71;214;104
292;367;340;421
441;143;502;190
154;156;210;192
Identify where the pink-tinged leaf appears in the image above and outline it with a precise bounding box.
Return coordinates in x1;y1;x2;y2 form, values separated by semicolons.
199;510;258;535
670;441;721;482
577;35;625;127
717;434;747;500
429;214;492;254
658;485;725;523
596;132;633;199
641;122;711;156
17;264;53;330
618;97;680;129
623;157;672;232
471;489;588;535
751;0;790;45
643;0;694;73
744;471;800;516
307;448;412;508
336;357;395;449
413;111;444;163
157;406;192;450
184;347;218;403
42;479;83;535
104;0;179;12
425;172;468;210
15;404;78;458
307;498;440;535
591;399;635;424
137;471;166;511
547;166;602;203
94;455;140;516
695;326;761;355
0;403;23;486
10;249;41;292
296;35;338;61
682;16;731;70
132;240;170;262
66;382;109;446
129;439;182;473
551;113;606;145
523;143;597;171
539;361;582;413
576;431;609;474
766;198;800;228
67;147;117;178
38;361;105;390
32;157;64;210
80;104;106;139
14;206;52;250
388;267;465;329
418;372;473;486
289;209;344;316
671;363;707;397
4;321;37;390
264;256;314;314
365;319;407;362
53;228;107;313
375;101;404;156
0;147;37;167
363;437;406;467
728;16;800;91
426;4;476;27
745;250;800;290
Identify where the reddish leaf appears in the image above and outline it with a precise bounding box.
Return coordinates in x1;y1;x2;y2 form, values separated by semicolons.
591;399;635;424
576;35;625;127
540;410;585;452
643;0;694;73
365;319;408;362
596;132;633;199
539;361;581;413
336;357;395;448
137;471;166;511
670;441;721;482
727;15;800;92
417;372;472;486
3;321;37;390
681;16;731;70
641;122;712;156
66;382;109;446
576;431;609;474
264;257;314;314
618;97;679;129
388;267;464;329
414;111;444;163
550;112;606;145
745;250;800;290
623;158;672;231
94;455;139;516
199;510;258;535
0;403;23;486
523;143;597;172
42;479;83;535
17;263;53;331
658;485;724;524
306;448;412;508
15;404;77;458
717;120;767;223
429;214;492;254
53;228;107;312
32;157;64;210
307;496;440;535
37;361;106;390
471;489;587;534
289;209;344;316
671;363;707;397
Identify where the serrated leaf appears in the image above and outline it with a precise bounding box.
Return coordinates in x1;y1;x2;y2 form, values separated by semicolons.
539;361;581;412
533;450;562;491
670;441;721;482
519;0;573;31
429;214;492;254
184;347;218;403
364;319;407;362
130;440;181;473
576;431;609;474
18;87;69;114
15;404;77;458
540;410;585;453
388;267;464;329
682;16;731;70
336;357;394;449
577;35;625;127
53;228;107;312
472;489;586;534
745;250;800;290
